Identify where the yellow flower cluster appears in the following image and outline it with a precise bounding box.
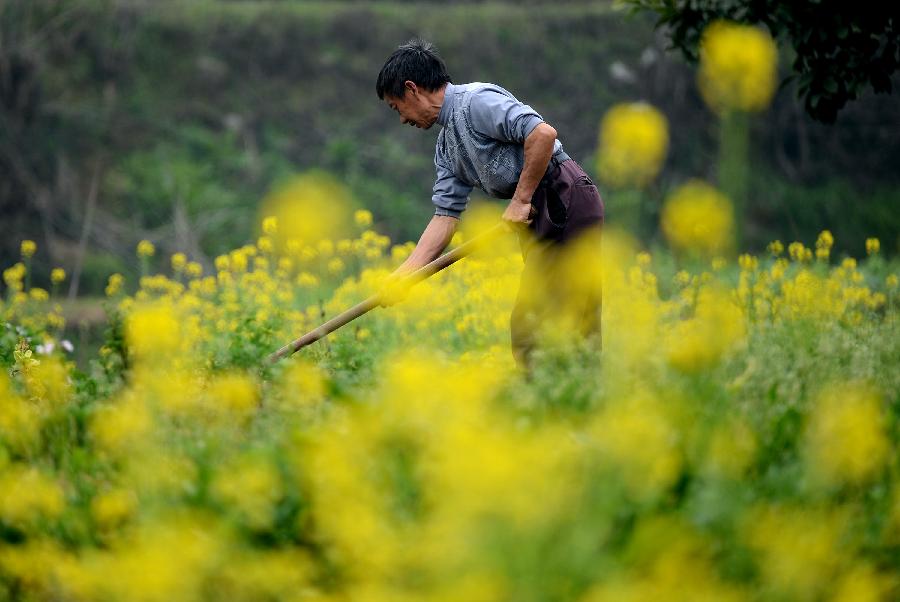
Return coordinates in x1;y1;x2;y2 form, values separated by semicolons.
0;215;897;601
597;102;669;188
661;179;735;256
698;20;779;113
136;239;155;258
20;240;37;258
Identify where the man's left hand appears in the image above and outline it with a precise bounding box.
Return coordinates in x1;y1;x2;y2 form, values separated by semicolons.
502;198;534;230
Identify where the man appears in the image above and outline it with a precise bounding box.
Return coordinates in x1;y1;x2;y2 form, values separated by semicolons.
376;38;604;369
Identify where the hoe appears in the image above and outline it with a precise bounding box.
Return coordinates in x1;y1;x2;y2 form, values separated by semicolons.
267;222;507;364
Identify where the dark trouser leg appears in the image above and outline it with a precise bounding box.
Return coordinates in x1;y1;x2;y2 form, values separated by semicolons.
510;228;603;372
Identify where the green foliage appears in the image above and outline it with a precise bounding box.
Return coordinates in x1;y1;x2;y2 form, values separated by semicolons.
624;0;899;122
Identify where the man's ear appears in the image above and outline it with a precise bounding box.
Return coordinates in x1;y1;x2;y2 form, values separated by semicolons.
404;80;419;96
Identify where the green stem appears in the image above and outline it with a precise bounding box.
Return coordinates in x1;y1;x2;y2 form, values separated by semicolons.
718;109;749;249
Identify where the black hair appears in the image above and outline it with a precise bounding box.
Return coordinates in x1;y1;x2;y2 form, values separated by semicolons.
376;38;451;100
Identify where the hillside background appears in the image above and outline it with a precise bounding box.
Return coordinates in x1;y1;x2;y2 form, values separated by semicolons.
3;0;898;295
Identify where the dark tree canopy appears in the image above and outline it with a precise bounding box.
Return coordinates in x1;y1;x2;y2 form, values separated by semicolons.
625;0;899;122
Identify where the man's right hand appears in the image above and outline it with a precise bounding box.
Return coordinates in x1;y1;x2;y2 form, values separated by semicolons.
501;197;534;230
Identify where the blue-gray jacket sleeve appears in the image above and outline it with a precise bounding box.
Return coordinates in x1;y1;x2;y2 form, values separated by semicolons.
468;88;545;143
432;154;473;218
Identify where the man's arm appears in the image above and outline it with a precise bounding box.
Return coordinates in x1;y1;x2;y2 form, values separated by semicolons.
395;214;459;274
502;122;558;225
380;215;458;307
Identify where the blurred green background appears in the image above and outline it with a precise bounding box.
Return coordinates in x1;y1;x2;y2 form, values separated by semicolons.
2;0;898;295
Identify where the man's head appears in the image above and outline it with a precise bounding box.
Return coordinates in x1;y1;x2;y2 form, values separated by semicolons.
376;38;451;130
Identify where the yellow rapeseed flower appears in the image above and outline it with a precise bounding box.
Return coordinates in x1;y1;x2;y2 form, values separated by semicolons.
738;253;758;271
698;20;778;113
20;240;37;258
29;287;49;302
125;303;181;361
354;208;374;228
805;383;889;487
170;252;187;272
3;262;26;291
185;261;203;278
327;257;345;275
262;215;278;235
214;254;230;272
91;488;137;530
0;465;65;528
768;240;784;256
212;455;281;530
50;268;66;284
816;230;834;250
788;241;812;263
296;272;319;288
317;239;335;258
865;237;880;256
661;179;735;256
205;373;259;417
743;505;844;599
590;393;682;499
597;102;669;188
257;236;274;254
136;239;155;258
105;273;124;297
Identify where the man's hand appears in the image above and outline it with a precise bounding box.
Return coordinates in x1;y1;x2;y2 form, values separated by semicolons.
504;122;556;231
502;197;535;230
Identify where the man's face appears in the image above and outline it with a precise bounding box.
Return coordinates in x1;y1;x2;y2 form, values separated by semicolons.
384;84;436;130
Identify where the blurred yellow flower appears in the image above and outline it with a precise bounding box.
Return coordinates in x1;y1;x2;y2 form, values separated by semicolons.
661;179;735;256
91;488;137;530
354;208;374;228
262;215;278;235
698;20;778;113
206;373;259;417
296;271;319;288
590;393;681;499
257;236;274;254
136;239;155;258
125;303;181;361
50;268;66;284
258;170;356;251
831;565;892;602
743;505;844;599
170;252;187;272
185;261;203;278
805;383;889;487
666;286;745;372
865;237;880;255
738;253;758;271
597;102;669;188
327;257;345;275
3;262;26;291
105;273;124;297
213;455;282;530
20;239;37;258
788;241;813;263
0;465;65;528
29;287;49;302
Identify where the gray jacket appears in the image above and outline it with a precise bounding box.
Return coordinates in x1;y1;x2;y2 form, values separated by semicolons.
432;82;565;218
